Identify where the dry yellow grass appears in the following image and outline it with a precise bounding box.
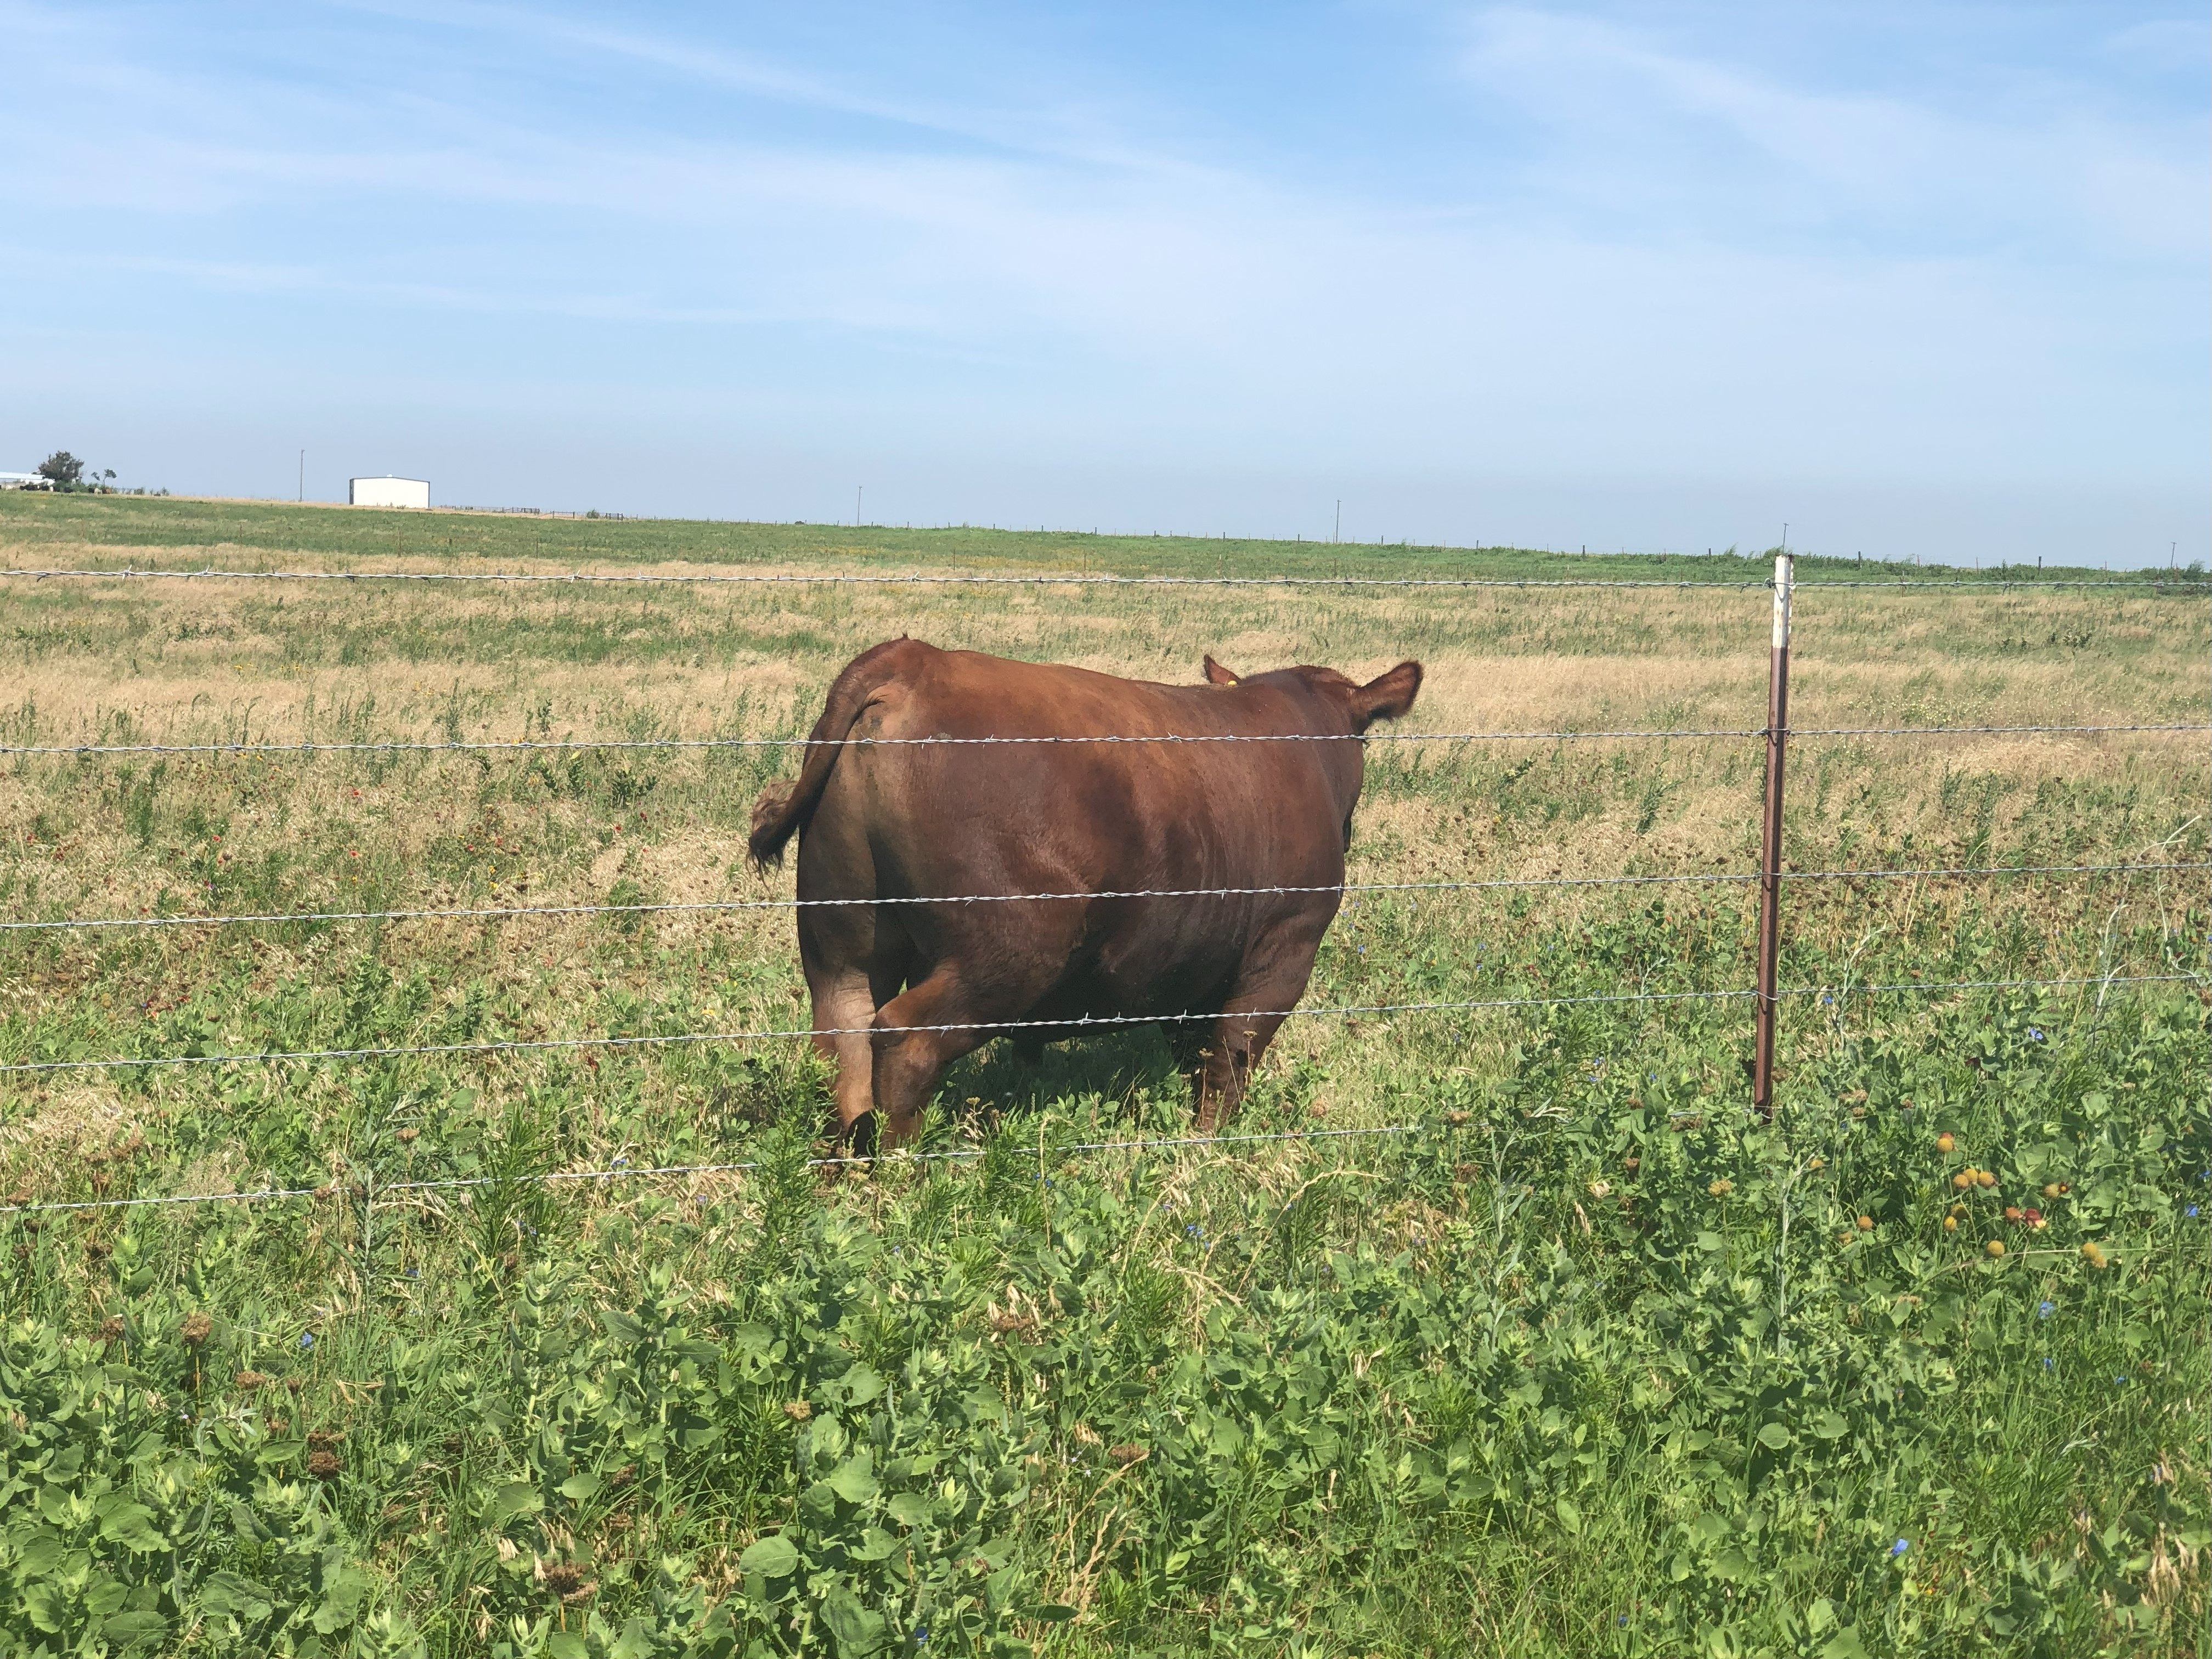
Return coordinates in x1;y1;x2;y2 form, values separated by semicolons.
4;562;2201;925
2;524;2202;1136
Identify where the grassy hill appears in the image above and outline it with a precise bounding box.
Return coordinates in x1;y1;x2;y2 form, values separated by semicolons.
3;492;2196;587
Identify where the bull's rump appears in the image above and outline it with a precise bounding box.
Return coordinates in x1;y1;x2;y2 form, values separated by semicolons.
796;644;1357;1023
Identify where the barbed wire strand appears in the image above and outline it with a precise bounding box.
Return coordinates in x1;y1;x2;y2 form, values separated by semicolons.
1776;579;2208;591
8;861;2204;935
1790;724;2206;738
0;991;1757;1076
379;1121;1421;1198
0;1122;1425;1217
5;566;2204;591
8;722;2204;760
0;1182;328;1218
2;973;2193;1078
13;874;1752;934
14;566;1768;590
3;730;1758;757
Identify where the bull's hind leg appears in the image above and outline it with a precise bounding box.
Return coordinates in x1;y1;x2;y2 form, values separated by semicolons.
1191;1008;1289;1133
798;905;911;1143
866;967;990;1152
1190;927;1325;1133
806;968;880;1139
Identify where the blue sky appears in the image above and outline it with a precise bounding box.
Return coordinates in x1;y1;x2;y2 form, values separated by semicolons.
3;2;2204;562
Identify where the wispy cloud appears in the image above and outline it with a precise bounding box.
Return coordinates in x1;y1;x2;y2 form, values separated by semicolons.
1453;6;2206;258
336;0;1229;181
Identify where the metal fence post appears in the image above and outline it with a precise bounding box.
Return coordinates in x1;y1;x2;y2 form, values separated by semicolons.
1754;552;1793;1117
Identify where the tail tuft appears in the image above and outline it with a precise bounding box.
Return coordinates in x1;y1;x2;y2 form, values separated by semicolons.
747;781;804;869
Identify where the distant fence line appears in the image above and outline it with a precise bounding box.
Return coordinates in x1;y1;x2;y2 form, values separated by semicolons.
440;507;634;520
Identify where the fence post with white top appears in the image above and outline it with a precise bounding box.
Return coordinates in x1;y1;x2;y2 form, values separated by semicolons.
1754;551;1793;1116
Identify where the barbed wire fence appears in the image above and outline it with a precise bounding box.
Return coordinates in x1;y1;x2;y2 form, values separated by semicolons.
7;973;2199;1084
0;560;2205;1226
6;565;2204;589
6;862;2202;935
3;722;2202;760
0;958;2199;1220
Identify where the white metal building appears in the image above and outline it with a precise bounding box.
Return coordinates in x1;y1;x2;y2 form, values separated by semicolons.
349;476;430;509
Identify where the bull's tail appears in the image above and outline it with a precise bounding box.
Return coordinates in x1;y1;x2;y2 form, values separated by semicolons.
748;640;915;869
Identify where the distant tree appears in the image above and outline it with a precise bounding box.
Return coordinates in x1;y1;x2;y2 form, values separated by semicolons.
37;452;84;487
100;469;116;490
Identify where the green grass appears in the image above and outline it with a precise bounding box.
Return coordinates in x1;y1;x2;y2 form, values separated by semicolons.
4;490;2204;586
0;498;2205;1657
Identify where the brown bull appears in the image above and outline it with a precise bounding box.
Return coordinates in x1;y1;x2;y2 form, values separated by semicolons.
748;638;1420;1148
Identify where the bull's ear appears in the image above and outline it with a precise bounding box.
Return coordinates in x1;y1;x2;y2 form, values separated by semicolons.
1203;654;1240;686
1350;661;1421;729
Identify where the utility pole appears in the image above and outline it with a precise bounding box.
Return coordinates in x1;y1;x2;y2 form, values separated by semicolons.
856;486;863;528
1334;500;1340;544
298;450;304;503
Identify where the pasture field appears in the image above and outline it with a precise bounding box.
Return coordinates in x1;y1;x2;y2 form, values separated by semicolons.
0;494;2207;1657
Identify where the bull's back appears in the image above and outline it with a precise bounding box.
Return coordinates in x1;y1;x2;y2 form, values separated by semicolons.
873;647;1348;875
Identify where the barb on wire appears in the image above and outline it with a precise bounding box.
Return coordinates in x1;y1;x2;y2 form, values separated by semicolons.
2;973;2196;1079
9;860;2203;935
0;1123;1422;1217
